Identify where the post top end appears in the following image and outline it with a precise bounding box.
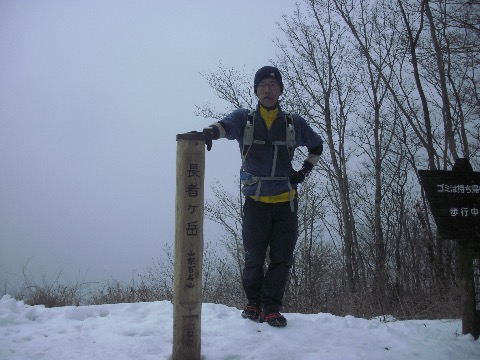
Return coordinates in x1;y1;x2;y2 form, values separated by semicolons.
176;132;206;141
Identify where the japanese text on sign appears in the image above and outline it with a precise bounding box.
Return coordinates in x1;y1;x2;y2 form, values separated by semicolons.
186;325;195;346
186;221;199;236
436;183;480;217
185;163;201;235
186;250;196;288
419;168;480;240
184;163;201;288
437;184;480;193
450;207;479;217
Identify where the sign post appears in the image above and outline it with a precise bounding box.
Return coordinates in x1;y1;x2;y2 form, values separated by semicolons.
419;159;480;338
172;132;205;360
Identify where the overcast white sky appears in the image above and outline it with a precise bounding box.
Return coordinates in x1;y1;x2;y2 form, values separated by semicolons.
0;0;302;290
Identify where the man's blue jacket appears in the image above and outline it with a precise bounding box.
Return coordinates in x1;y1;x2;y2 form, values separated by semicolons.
213;104;323;198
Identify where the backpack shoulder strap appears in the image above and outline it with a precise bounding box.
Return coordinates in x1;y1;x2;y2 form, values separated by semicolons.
285;112;296;148
241;109;255;161
243;109;255;147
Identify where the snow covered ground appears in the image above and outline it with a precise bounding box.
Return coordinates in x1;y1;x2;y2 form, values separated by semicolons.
1;295;479;360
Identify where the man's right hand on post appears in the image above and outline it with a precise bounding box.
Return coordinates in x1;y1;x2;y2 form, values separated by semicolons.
201;126;221;151
202;127;216;151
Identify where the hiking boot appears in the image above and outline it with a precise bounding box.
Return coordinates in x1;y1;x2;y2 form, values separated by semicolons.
260;311;287;327
241;303;261;321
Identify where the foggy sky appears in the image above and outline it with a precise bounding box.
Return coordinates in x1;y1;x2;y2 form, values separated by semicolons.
0;0;299;291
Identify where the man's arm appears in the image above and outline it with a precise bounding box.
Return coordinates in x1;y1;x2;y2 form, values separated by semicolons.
290;116;323;184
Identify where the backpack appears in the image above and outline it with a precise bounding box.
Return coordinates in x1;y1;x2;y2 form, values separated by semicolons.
240;109;296;211
241;109;296;162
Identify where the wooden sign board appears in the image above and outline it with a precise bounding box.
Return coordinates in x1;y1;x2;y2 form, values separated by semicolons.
419;169;480;240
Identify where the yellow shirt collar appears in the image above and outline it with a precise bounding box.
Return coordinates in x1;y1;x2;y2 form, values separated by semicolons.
259;105;279;129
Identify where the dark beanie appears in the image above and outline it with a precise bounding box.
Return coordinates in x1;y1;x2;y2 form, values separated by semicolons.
254;66;284;94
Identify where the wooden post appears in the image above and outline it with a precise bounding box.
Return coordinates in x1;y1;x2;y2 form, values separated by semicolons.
458;239;478;338
172;133;205;360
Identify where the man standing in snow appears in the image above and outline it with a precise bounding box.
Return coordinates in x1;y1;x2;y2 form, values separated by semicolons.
200;66;323;327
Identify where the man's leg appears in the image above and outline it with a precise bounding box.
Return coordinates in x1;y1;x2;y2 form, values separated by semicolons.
261;199;298;312
242;197;271;305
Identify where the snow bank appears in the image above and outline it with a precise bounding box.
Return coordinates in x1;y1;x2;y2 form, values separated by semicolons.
1;295;478;360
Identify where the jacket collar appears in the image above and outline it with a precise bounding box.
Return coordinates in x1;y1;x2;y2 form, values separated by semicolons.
257;101;280;111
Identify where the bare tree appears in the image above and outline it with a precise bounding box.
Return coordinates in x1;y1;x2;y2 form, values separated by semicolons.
276;0;364;299
195;0;476;318
196;63;256;120
204;179;244;287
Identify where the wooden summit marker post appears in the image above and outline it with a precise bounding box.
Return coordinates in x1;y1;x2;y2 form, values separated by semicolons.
419;158;480;338
173;132;205;360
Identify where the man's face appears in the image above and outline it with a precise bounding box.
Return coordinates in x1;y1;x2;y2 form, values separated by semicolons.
256;78;282;108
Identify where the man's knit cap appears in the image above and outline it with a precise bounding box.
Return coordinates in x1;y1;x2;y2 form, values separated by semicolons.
254;66;283;94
